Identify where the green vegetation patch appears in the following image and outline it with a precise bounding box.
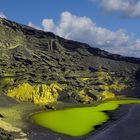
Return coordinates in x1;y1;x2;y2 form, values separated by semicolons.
32;99;140;136
0;96;44;140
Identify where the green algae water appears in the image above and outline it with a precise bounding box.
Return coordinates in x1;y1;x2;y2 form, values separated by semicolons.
31;100;140;136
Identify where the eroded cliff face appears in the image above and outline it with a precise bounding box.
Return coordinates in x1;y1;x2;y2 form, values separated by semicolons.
0;17;140;105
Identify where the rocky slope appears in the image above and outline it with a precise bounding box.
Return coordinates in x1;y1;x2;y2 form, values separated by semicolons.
0;17;140;105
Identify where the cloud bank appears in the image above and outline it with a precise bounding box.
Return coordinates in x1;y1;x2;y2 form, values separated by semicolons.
0;12;7;18
92;0;140;17
28;21;42;30
28;11;140;58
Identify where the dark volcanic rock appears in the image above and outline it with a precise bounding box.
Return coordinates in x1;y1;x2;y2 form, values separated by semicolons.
0;17;140;103
0;128;14;140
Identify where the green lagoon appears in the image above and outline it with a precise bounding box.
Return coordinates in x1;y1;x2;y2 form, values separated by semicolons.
32;100;140;136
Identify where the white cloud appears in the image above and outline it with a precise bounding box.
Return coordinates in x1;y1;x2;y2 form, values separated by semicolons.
42;11;130;47
42;19;56;32
0;12;7;18
103;40;140;57
29;11;140;58
28;21;42;30
92;0;140;17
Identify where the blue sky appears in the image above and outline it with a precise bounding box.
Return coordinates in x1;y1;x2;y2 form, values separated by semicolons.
0;0;140;57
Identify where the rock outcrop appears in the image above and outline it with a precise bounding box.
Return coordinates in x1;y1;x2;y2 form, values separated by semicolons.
0;17;140;104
